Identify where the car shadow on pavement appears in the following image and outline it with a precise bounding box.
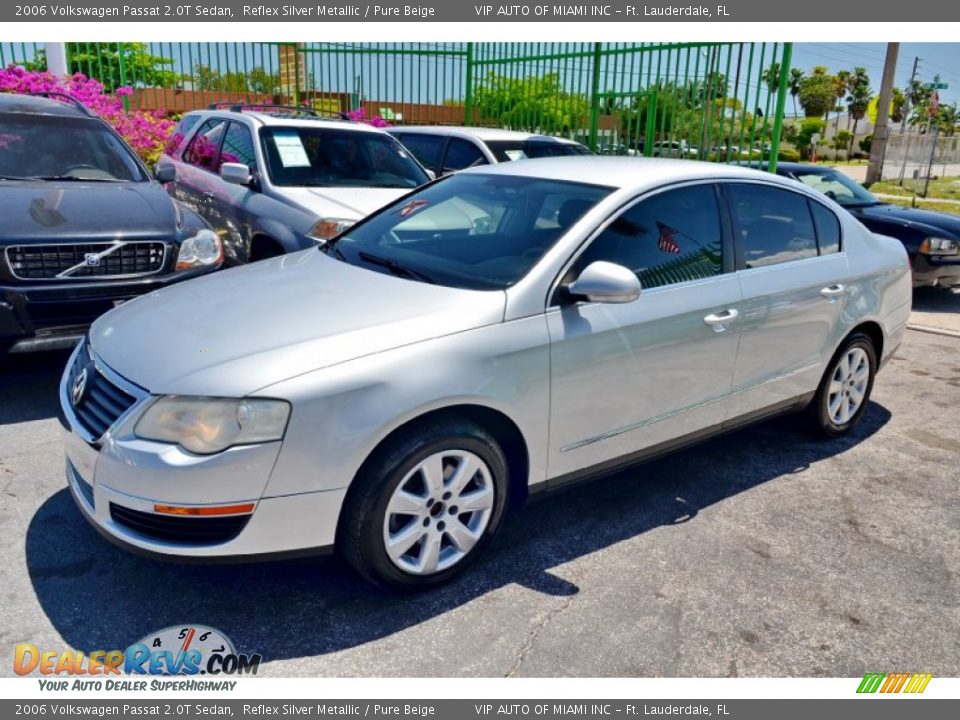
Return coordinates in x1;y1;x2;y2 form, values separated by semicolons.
25;401;891;665
912;287;960;315
0;350;71;425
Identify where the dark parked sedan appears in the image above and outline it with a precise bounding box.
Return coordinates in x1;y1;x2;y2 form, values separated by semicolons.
772;162;960;288
0;93;223;354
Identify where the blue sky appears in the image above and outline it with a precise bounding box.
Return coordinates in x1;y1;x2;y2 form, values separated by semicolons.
792;43;960;107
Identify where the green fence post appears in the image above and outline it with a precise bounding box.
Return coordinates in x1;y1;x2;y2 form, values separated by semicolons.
117;42;130;111
588;42;602;151
464;42;474;126
644;87;658;157
767;42;792;173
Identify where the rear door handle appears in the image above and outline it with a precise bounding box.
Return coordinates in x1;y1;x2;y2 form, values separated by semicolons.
820;284;847;302
703;308;739;333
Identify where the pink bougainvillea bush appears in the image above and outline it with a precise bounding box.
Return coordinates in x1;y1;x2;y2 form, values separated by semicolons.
346;106;391;128
0;65;175;166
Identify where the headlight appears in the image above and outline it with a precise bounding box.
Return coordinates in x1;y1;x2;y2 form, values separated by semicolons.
176;229;224;270
919;237;960;255
308;218;355;242
134;396;290;455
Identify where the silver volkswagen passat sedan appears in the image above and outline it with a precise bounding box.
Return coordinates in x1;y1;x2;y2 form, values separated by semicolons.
59;158;911;589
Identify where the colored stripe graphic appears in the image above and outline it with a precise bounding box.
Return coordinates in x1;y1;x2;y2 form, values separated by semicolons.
857;673;932;694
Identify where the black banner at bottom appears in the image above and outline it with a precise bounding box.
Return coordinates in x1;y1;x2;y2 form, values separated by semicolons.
3;699;958;720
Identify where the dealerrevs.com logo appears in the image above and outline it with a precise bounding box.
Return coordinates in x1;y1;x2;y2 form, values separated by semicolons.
857;672;933;694
14;625;262;679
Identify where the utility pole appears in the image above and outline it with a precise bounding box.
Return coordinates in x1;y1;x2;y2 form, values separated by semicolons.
897;56;920;185
866;43;899;186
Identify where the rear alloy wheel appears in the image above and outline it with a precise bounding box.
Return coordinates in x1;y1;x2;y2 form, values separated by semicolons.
340;421;509;590
809;333;877;437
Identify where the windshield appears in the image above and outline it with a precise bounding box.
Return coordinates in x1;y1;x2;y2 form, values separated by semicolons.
324;173;612;290
791;169;879;207
486;139;592;162
260;126;429;188
0;113;146;182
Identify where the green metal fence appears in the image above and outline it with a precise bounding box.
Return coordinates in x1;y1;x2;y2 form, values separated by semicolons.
1;41;792;169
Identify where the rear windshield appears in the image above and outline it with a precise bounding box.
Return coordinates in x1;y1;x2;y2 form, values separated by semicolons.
0;113;146;182
486;139;592;162
260;126;429;189
324;173;612;291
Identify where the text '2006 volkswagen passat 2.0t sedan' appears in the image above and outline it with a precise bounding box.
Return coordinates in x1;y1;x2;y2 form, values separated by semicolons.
60;158;911;589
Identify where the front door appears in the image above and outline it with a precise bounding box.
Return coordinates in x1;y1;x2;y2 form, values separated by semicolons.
547;183;742;480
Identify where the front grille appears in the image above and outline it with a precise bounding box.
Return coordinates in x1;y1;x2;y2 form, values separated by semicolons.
109;504;251;545
6;242;166;280
67;346;139;440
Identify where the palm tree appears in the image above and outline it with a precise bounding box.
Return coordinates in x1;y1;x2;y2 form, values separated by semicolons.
834;70;851;135
846;67;872;154
890;87;906;124
938;103;959;136
789;68;804;117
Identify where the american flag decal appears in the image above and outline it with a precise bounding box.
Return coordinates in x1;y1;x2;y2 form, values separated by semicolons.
397;199;429;217
656;222;681;254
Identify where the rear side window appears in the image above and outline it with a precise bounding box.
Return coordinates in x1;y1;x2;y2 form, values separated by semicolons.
218;122;256;171
443;139;487;173
183;118;227;172
809;201;841;255
573;184;724;289
727;183;818;268
164;114;201;157
395;134;445;171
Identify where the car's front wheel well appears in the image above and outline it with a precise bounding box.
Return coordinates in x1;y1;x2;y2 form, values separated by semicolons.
249;234;284;262
336;405;530;544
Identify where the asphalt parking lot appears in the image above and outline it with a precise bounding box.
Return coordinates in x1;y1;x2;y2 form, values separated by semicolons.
1;325;958;678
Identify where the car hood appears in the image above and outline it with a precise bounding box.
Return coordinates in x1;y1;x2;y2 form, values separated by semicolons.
280;186;412;220
90;249;506;396
0;181;177;241
854;202;960;238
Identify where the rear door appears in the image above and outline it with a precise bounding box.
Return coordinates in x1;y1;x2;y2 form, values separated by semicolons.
723;181;849;419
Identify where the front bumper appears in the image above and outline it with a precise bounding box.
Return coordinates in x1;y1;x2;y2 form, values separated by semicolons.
1;267;216;348
58;342;343;562
911;253;960;288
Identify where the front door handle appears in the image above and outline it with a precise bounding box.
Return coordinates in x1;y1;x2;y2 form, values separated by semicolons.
201;191;215;202
704;308;739;333
820;284;847;302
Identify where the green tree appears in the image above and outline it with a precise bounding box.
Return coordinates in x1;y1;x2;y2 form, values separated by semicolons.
762;62;781;93
473;71;589;135
833;129;853;159
794;117;825;160
798;66;837;119
859;134;873;153
833;69;851;134
26;43;179;92
845;67;872;153
788;68;804;117
890;87;906;124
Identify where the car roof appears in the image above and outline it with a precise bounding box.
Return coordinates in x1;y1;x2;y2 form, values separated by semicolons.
184;108;389;134
389;126;578;143
460;156;792;190
0;92;91;118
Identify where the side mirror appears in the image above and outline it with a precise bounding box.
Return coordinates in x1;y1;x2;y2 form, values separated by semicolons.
154;163;176;183
220;162;252;186
565;261;641;304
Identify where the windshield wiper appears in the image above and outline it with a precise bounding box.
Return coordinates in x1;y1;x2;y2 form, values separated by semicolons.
29;175;121;182
357;251;434;284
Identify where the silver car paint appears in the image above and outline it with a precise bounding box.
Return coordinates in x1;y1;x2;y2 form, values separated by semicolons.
60;158;911;559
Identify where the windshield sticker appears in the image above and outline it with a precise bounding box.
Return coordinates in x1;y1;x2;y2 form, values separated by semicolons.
272;130;311;168
397;199;429;217
504;149;528;161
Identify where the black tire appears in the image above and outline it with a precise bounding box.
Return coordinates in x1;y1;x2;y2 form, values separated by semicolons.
338;419;509;591
807;332;877;438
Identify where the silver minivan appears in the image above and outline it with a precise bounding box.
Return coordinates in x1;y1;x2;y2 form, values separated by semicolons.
60;158;911;590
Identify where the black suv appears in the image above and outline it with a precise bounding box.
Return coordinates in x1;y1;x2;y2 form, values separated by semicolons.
0;93;223;353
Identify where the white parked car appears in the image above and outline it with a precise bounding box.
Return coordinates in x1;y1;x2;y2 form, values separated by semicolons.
60;158;911;590
158;105;431;263
388;126;592;177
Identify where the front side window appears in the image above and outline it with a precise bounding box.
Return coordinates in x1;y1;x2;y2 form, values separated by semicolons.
325;173;612;290
571;184;724;290
218;122;256;172
183;118;227;171
727;183;818;268
260;127;428;188
0;113;145;182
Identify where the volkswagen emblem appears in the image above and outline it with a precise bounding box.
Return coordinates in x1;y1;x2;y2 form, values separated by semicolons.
71;368;88;407
84;253;101;267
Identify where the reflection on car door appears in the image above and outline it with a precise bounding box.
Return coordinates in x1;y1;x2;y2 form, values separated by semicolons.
171;117;227;228
722;182;849;418
546;183;742;481
207;121;259;263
